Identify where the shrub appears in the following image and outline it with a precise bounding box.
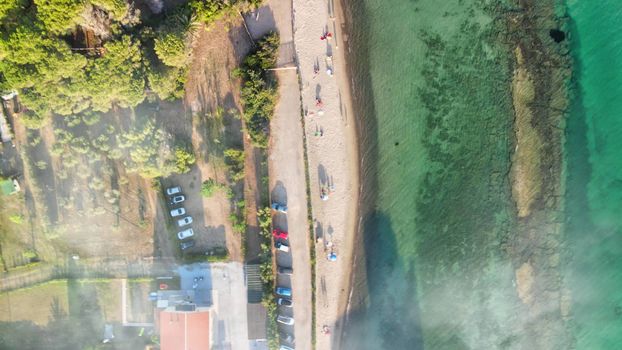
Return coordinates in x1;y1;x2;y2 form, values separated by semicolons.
174;146;196;173
236;33;279;148
224;148;245;181
201;178;225;197
8;214;23;224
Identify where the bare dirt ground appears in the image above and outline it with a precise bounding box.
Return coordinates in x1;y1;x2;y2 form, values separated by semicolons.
183;19;256;263
3;108;154;265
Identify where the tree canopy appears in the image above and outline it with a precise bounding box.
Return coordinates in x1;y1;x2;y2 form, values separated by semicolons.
0;0;264;127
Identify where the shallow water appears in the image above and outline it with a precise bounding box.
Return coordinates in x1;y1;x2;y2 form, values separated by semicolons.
564;1;622;348
344;0;525;349
344;0;622;347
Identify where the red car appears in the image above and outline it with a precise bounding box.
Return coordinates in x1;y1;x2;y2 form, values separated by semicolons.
272;229;288;240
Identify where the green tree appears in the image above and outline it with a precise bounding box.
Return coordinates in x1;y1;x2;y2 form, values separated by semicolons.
147;64;187;100
154;5;194;68
34;0;87;34
82;35;146;111
224;148;245;181
190;0;231;25
174;146;196;173
0;0;26;23
235;32;279;147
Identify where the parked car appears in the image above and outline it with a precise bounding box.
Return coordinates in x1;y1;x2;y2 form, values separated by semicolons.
275;287;292;297
170;195;185;205
177;216;193;227
278;267;293;275
180;239;195;250
279;331;295;345
279;346;294;350
277;298;293;307
170;207;186;217
178;228;194;240
166;186;181;195
271;202;288;213
272;229;288;240
276;241;289;252
277;315;294;326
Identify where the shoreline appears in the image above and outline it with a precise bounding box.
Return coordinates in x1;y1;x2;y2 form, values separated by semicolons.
327;0;363;347
289;0;361;348
329;0;375;348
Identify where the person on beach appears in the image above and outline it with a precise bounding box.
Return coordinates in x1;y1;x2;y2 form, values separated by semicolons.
316;98;323;108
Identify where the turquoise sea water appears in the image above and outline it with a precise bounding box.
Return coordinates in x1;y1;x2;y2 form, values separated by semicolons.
344;0;622;348
344;0;524;349
564;0;622;347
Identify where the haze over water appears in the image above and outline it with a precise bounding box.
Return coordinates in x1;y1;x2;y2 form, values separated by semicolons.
345;0;622;348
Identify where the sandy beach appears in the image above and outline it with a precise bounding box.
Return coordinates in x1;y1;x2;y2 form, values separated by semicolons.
291;0;360;348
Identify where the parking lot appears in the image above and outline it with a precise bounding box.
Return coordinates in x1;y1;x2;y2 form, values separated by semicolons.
160;169;228;256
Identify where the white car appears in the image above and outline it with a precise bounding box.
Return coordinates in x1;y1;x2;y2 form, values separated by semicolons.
170;207;186;217
166;186;181;195
277;315;294;325
177;216;193;227
177;228;194;240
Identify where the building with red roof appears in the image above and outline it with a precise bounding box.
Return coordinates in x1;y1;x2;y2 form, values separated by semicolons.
158;307;210;350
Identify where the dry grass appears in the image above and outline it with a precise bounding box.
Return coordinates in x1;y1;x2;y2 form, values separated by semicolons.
511;46;543;218
0;280;69;326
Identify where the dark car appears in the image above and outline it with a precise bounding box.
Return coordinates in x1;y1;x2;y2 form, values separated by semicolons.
279;331;295;345
278;266;293;275
277;298;293;307
180;239;195;250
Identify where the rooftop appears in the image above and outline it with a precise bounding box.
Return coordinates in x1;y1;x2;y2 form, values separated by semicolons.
159;308;210;350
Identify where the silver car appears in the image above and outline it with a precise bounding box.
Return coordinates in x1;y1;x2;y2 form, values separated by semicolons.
177;216;193;227
170;195;185;205
170;207;186;217
177;228;194;240
277;315;294;325
166;186;181;195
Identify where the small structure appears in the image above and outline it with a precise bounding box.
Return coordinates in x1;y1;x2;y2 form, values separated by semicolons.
0;107;12;144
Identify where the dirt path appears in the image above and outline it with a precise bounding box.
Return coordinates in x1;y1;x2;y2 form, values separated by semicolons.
184;19;254;262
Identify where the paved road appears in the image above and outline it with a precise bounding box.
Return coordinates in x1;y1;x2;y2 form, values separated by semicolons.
269;68;312;350
245;1;313;349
